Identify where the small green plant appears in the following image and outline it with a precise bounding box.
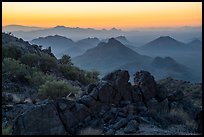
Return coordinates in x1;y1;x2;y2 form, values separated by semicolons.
38;80;80;99
2;124;12;135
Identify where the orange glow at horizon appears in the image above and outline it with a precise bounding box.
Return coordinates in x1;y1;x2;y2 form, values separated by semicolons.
2;2;202;30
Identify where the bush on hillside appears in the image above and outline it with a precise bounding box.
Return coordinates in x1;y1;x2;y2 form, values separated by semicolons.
29;71;56;87
38;80;80;99
39;53;57;73
85;71;100;84
20;53;40;67
2;58;31;83
60;54;73;66
59;64;99;85
2;45;22;60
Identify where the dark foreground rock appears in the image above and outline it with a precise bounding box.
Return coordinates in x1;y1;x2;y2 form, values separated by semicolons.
11;70;202;135
13;101;67;135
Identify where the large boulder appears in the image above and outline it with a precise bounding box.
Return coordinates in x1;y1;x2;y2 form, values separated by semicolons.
97;82;121;104
134;71;157;102
55;99;91;134
102;70;129;84
102;70;132;102
13;101;66;135
78;95;97;108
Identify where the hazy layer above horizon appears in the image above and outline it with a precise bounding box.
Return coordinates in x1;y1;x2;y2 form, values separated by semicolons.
2;25;202;45
2;2;202;30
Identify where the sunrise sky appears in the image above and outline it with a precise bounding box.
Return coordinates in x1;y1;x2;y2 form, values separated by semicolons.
2;2;202;30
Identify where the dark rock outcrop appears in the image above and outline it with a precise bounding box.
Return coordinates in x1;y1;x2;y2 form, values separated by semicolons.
13;101;66;135
134;71;157;102
12;70;202;135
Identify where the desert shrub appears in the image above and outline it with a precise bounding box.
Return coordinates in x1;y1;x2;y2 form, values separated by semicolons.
20;53;40;67
59;64;81;80
59;64;99;85
60;54;73;65
2;45;22;60
39;53;57;73
38;80;80;99
29;71;56;87
2;58;31;83
84;71;100;84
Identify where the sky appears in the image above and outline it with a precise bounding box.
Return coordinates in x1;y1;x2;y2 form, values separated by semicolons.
2;2;202;30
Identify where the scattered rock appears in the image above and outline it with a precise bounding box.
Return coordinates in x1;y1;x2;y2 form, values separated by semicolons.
113;118;128;130
124;120;139;134
105;129;115;135
10;70;201;135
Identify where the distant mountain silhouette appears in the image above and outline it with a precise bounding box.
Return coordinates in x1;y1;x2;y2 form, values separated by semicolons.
150;56;198;81
187;39;202;49
31;35;76;48
101;36;138;51
115;36;131;45
31;35;79;58
73;38;151;75
2;25;44;32
151;56;189;73
139;36;187;51
31;35;102;58
119;56;196;82
7;26;124;41
76;37;100;51
101;36;133;45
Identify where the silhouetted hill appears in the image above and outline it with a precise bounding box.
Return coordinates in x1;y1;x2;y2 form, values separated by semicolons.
187;39;202;49
101;36;134;45
119;56;197;82
31;35;78;58
73;38;151;75
31;35;102;58
31;35;76;48
76;37;100;51
139;36;187;51
151;56;189;73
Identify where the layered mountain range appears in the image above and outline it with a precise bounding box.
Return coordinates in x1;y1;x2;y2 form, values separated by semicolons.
30;33;201;82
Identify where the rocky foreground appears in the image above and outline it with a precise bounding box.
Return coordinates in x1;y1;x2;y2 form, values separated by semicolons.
2;70;202;135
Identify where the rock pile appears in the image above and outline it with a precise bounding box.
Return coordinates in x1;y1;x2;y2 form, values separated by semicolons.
12;70;202;135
